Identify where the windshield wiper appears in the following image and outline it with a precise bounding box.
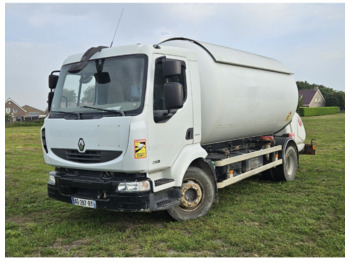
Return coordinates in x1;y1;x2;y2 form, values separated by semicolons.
51;110;81;119
82;106;125;116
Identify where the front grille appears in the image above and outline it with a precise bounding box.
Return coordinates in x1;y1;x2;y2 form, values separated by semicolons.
51;149;122;163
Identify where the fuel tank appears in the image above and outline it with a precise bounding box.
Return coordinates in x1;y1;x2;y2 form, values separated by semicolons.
160;38;298;145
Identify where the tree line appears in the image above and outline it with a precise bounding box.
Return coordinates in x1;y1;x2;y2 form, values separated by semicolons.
297;81;345;110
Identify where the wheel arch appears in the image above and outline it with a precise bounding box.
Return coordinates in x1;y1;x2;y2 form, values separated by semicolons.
167;144;218;202
168;144;207;186
190;158;219;203
275;137;299;166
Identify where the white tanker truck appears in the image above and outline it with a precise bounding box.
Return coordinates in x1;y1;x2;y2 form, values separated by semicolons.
42;38;315;221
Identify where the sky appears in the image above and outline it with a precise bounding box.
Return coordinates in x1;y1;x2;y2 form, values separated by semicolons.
4;1;347;111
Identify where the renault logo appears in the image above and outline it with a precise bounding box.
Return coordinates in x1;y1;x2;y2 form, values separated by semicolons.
78;138;85;152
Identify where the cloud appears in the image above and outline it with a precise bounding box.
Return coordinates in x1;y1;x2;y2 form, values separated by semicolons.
27;12;87;28
152;27;177;43
5;2;345;111
168;4;221;23
222;3;345;40
5;41;77;110
287;39;344;90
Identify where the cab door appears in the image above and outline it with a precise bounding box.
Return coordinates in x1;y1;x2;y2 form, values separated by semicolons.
148;55;194;173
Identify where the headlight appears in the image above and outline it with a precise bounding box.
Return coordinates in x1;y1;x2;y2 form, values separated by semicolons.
117;181;150;192
48;174;56;185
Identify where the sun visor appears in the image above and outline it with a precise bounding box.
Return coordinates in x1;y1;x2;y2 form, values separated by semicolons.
68;46;108;73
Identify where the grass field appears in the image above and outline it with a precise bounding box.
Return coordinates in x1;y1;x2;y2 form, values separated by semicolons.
5;113;345;257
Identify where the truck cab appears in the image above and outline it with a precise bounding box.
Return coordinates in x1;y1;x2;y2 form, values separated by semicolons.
43;43;206;215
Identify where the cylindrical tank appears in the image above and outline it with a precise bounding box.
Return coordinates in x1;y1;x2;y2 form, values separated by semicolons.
160;38;298;145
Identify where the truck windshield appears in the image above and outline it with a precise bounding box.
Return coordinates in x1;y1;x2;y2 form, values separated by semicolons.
51;54;147;117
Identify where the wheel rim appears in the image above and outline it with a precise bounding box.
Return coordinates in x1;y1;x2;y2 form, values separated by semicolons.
285;148;296;177
179;179;203;211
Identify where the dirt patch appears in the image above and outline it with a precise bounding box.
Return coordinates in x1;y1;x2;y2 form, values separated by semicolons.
6;209;59;226
6;215;33;225
52;237;90;256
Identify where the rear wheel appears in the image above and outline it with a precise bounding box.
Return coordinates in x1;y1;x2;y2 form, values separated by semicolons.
273;144;298;181
167;166;215;221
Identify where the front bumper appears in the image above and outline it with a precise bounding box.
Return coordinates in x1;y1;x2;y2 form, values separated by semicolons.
47;170;181;212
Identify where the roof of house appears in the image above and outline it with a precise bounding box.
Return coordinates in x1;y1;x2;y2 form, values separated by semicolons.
22;105;44;114
5;98;27;112
298;89;318;105
6;98;47;116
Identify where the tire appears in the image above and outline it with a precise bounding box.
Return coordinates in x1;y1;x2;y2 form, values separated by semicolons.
167;166;215;221
261;169;274;180
273;144;298;181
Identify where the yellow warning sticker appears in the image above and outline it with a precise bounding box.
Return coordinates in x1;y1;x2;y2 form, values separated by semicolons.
285;111;292;121
134;139;147;159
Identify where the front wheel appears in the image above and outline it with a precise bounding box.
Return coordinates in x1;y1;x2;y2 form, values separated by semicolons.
167;166;215;221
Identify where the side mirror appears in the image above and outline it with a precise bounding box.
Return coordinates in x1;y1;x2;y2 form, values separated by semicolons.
48;91;54;112
162;60;182;78
49;71;60;89
164;82;184;110
49;75;58;89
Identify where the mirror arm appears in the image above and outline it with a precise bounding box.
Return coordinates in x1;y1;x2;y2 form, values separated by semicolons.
50;70;60;75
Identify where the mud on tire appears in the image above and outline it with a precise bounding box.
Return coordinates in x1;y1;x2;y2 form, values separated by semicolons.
167;166;215;221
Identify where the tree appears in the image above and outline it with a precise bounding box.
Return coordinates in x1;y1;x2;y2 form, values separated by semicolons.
336;91;345;110
297;95;304;113
62;89;77;103
296;81;311;90
61;89;77;107
81;85;95;105
326;94;339;107
5;113;12;123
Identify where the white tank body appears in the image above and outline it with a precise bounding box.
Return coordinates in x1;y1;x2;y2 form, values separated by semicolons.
160;38;298;145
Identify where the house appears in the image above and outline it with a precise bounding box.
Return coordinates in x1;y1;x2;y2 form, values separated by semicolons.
5;98;46;123
5;98;27;122
22;105;45;117
298;87;326;107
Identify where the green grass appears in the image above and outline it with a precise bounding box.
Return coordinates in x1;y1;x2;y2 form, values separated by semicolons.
5;113;345;257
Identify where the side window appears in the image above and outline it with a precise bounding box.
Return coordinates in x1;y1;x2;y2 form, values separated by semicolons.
153;58;187;123
153;62;165;111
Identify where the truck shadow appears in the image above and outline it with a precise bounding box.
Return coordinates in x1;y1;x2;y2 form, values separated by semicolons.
66;207;173;225
62;174;279;225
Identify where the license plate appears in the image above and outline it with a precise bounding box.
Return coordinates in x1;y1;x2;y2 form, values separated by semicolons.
71;197;96;209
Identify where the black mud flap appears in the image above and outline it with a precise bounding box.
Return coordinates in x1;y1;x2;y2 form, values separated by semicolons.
301;139;316;155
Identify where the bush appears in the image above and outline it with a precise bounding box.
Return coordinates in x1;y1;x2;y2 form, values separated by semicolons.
298;106;339;117
5;120;44;128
